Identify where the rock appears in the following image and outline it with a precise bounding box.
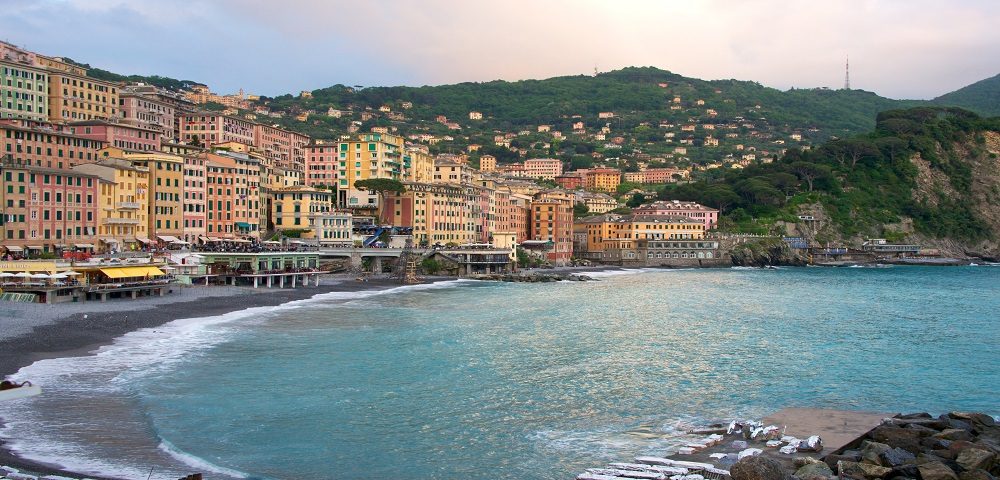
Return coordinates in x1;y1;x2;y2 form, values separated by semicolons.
7;473;39;480
1;466;20;475
839;460;893;479
739;448;764;460
919;461;960;480
882;447;917;467
959;469;997;480
937;429;976;442
888;464;921;479
794;457;824;469
956;448;996;472
948;413;997;428
894;418;951;431
906;423;943;437
924;437;955;450
795;462;833;480
731;455;788;480
941;415;975;432
779;445;798;455
900;413;933;420
732;440;750;450
871;426;923;454
862;441;893;465
825;454;862;471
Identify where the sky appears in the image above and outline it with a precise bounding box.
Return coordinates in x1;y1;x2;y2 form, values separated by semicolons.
3;0;999;100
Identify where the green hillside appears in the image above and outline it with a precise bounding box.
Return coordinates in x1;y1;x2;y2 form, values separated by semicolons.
659;107;1000;249
933;73;1000;116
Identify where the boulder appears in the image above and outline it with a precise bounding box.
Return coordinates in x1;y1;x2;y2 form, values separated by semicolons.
936;429;976;442
862;441;893;466
871;426;923;453
924;437;955;450
888;464;921;479
881;448;917;467
825;454;862;471
940;415;974;432
732;440;750;450
899;413;933;420
906;423;943;437
919;461;960;480
795;462;834;480
956;448;996;472
839;460;893;479
959;469;997;480
948;413;997;428
731;455;788;480
794;457;824;469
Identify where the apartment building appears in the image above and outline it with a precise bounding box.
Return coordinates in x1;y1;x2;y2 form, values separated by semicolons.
0;59;49;121
72;158;149;250
0;119;106;169
69;120;161;152
336;133;404;208
303;140;338;187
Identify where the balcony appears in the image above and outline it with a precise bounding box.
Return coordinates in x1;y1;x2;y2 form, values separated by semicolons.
105;218;140;225
117;202;141;210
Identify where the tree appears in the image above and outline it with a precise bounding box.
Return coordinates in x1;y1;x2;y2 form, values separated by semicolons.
354;178;405;220
573;203;590;217
702;185;740;213
626;192;645;208
189;135;202;147
790;161;831;192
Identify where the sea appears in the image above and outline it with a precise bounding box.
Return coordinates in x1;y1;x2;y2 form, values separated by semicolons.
1;266;998;480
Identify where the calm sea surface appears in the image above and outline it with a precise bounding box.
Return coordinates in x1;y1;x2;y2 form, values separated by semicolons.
1;266;998;480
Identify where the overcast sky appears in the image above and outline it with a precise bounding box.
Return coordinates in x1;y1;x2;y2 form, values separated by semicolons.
4;0;999;100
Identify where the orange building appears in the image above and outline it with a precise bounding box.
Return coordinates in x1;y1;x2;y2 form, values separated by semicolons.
204;151;262;238
584;168;621;193
0;119;106;169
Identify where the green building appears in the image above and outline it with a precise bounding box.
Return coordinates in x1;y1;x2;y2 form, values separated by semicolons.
1;60;49;122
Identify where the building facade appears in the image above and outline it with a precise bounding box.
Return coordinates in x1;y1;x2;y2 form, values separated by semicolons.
1;59;49;122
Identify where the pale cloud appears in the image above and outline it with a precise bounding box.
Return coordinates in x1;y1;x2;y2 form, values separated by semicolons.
2;0;998;99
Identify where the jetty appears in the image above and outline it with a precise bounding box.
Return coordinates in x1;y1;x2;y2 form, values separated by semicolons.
575;408;893;480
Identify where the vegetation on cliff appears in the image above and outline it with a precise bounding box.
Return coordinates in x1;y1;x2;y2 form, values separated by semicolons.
661;107;1000;244
933;73;1000;117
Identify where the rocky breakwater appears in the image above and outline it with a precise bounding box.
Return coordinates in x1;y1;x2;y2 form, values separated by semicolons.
728;238;807;267
729;412;999;480
473;272;597;283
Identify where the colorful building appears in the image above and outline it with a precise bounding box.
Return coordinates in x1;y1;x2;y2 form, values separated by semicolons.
304;140;338;187
0;59;49;122
271;186;350;244
382;181;484;246
69;120;161;152
0;119;106;169
584;167;621;193
631;200;719;229
554;172;585;190
101;147;185;242
119;87;181;140
178;112;254;147
47;70;120;123
182;154;207;244
0;156;100;253
523;158;563;180
478;154;496;173
204;151;261;238
72;158;149;250
336;133;404;209
528;190;574;266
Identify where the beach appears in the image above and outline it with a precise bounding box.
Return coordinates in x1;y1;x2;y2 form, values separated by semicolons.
0;274;436;479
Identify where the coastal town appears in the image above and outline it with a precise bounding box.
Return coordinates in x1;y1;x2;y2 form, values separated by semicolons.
1;41;955;304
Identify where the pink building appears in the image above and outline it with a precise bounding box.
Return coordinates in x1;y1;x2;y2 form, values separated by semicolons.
253;123;310;171
179;112;254;147
119;91;178;140
0;156;101;253
182;155;207;244
68;120;161;152
632;200;719;229
0;119;106;169
523;158;563;180
642;168;688;184
554;173;585;190
304;141;338;187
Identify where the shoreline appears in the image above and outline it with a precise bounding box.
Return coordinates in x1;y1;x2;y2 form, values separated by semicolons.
0;274;456;479
0;264;992;479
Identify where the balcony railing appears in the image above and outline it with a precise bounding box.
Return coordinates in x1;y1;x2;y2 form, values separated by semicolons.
117;202;141;209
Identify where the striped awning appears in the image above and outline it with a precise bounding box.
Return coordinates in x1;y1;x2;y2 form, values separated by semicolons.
2;246;23;252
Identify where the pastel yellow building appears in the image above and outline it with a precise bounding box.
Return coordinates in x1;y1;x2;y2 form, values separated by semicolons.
72;158;150;250
404;146;434;183
47;70;120;123
271;186;350;244
337;133;404;208
576;213;705;254
100;147;184;241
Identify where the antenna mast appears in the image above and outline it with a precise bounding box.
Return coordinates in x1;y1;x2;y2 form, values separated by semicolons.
844;56;851;90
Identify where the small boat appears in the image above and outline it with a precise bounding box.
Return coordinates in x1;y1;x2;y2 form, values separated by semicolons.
0;381;41;402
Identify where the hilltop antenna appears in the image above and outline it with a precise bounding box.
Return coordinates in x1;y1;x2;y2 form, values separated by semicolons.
844;55;851;90
594;65;598;77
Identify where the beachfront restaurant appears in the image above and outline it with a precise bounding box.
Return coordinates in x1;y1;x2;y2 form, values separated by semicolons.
186;251;323;288
0;260;84;303
83;265;174;302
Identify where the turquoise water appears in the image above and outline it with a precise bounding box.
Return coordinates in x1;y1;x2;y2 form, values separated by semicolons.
2;266;998;479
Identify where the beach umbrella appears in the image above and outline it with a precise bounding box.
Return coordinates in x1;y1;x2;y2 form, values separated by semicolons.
161;266;176;271
63;271;81;276
14;272;32;278
50;273;68;279
0;272;13;278
31;273;50;279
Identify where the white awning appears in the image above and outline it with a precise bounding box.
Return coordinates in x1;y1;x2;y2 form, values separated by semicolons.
3;246;23;252
157;235;181;243
136;237;152;244
74;243;95;248
26;245;44;250
101;238;120;244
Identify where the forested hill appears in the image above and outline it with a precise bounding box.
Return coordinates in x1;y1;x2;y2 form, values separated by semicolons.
933;73;1000;117
266;67;921;138
659;107;1000;258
